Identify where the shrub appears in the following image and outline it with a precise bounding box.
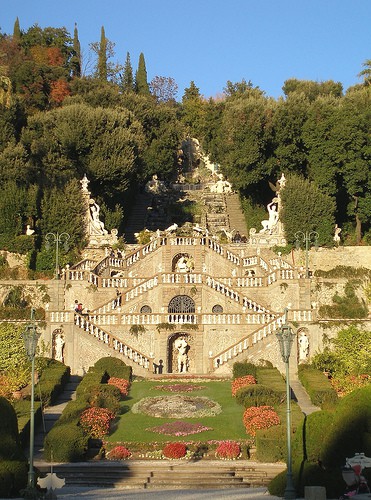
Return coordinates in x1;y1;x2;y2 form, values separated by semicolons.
108;377;130;397
106;445;131;460
235;384;283;408
93;357;132;380
231;375;256;396
215;441;241;460
0;460;27;498
243;406;280;436
79;407;115;439
88;384;121;415
298;365;338;409
233;362;257;379
44;424;87;462
297;411;335;463
162;442;187;459
57;399;90;425
255;424;287;462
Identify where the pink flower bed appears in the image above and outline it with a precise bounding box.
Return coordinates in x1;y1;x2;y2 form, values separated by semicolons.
147;420;212;436
153;384;205;392
243;405;280;436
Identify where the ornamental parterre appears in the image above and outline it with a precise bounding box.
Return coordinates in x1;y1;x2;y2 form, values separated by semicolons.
131;395;222;418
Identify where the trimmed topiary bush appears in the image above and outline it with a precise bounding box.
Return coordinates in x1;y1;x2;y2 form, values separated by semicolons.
233;361;257;379
235;384;284;408
255;424;286;462
298;365;338;409
44;424;88;462
0;460;28;499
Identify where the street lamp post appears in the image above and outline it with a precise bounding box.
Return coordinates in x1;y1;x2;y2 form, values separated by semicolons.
295;231;319;278
22;308;41;495
276;308;296;500
45;232;70;280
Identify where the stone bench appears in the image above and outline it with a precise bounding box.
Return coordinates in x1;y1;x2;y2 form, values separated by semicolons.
305;485;326;500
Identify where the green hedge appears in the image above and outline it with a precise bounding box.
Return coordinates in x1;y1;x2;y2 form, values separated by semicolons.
44;357;130;462
255;424;287;462
34;358;71;406
44;424;88;462
0;460;28;499
232;362;257;379
256;367;286;392
298;365;338;409
235;384;284;408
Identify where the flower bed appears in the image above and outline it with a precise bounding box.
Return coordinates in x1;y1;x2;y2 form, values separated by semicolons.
80;407;115;438
232;375;257;396
106;445;132;460
153;383;205;392
215;440;241;460
147;420;212;436
108;377;130;397
243;405;280;436
162;442;187;459
132;395;222;418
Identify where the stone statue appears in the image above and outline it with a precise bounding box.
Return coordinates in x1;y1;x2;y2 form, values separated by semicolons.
55;333;65;362
145;174;167;194
89;199;108;235
260;199;279;233
80;173;90;193
334;224;341;245
175;337;189;373
298;333;309;361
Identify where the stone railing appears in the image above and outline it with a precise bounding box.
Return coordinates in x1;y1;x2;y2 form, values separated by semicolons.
50;311;71;323
74;313;151;371
210;314;285;368
86;312;274;327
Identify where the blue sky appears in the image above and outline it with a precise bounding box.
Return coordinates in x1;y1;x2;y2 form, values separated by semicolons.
1;0;371;100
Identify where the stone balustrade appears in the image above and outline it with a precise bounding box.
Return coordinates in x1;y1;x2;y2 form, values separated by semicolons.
211;314;285;368
74;313;151;370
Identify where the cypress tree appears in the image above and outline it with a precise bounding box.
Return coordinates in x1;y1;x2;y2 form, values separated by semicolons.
71;23;81;78
135;52;150;95
13;17;21;42
98;26;107;81
121;52;134;92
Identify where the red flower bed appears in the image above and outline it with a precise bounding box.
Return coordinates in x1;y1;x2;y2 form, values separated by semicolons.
108;377;130;397
162;442;187;459
231;375;257;396
215;440;241;459
243;405;280;436
106;445;132;460
80;407;115;438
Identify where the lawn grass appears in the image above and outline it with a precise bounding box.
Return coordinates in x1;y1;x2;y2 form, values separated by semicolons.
107;379;248;443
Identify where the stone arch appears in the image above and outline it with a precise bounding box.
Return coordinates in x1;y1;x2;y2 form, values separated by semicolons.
140;304;152;314
172;252;194;273
167;332;194;373
212;304;223;313
168;295;195;314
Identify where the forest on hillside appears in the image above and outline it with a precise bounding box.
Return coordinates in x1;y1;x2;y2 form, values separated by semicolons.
0;19;370;274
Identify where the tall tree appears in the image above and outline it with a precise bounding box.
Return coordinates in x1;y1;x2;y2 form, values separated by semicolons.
181;81;206;138
13;17;21;43
135;52;150;95
97;26;107;81
280;174;336;246
121;52;134;93
71;23;81;78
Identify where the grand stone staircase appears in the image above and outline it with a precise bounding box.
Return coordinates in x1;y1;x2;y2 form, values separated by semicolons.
37;460;285;490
